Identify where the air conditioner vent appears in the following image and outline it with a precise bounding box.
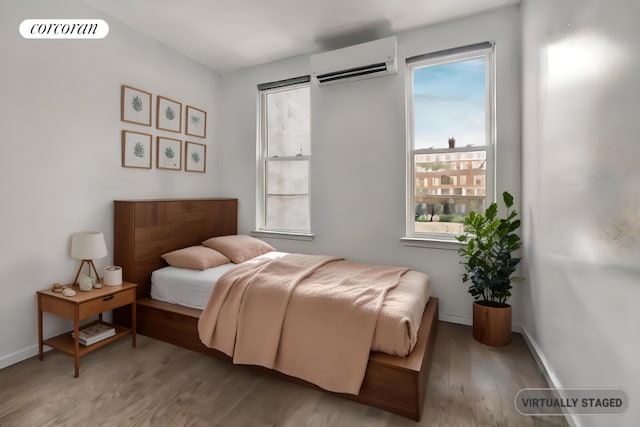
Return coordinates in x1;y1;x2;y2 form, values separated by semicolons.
310;37;397;86
315;63;389;84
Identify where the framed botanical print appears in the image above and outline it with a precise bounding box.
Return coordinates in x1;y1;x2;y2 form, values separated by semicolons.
122;130;152;169
121;85;152;126
185;105;207;138
156;96;182;133
185;141;206;173
156;137;182;170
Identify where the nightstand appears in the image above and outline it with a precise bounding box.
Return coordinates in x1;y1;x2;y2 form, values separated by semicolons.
37;281;137;377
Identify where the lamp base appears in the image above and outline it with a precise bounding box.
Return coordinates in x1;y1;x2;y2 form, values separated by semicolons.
73;259;100;286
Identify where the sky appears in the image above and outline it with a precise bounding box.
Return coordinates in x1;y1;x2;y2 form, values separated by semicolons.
413;57;486;149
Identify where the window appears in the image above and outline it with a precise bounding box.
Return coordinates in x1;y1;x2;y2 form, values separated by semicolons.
406;42;495;242
257;77;311;235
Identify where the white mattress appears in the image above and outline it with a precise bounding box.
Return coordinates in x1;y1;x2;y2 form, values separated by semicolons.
151;251;287;309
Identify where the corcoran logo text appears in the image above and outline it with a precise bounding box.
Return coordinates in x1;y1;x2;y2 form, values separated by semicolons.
19;19;109;39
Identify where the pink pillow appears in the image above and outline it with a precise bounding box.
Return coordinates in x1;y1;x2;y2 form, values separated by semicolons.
202;235;275;263
161;245;230;270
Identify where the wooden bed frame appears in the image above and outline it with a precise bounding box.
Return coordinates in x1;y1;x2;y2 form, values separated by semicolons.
112;198;438;420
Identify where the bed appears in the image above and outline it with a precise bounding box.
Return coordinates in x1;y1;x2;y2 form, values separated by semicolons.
113;198;439;420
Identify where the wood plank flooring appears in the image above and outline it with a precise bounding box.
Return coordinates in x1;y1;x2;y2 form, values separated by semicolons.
0;322;567;427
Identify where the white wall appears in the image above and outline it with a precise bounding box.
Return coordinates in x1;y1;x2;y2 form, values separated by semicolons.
521;0;640;426
0;0;222;367
0;1;523;372
219;6;522;327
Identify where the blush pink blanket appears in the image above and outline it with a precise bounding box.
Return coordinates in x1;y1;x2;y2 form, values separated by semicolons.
197;253;409;394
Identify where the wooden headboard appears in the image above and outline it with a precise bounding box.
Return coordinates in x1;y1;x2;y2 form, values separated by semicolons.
113;198;238;298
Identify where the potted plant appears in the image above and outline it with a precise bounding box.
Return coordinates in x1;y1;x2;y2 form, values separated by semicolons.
456;191;521;346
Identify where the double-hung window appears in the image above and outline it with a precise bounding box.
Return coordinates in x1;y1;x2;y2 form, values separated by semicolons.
405;42;495;243
256;77;311;236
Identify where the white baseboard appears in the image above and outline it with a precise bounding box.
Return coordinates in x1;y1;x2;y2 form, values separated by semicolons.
0;344;50;370
520;326;583;427
439;313;523;333
439;312;473;326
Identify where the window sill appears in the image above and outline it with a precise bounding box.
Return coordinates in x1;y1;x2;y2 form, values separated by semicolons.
251;230;315;241
401;237;463;251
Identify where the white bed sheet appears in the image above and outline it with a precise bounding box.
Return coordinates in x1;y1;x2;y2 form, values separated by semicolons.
151;251;287;310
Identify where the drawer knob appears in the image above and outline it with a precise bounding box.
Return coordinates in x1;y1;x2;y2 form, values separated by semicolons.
102;295;114;301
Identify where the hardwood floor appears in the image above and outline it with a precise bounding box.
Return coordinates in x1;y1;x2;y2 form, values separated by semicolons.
0;322;567;427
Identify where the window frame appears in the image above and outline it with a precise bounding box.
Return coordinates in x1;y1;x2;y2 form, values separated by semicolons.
255;78;314;240
404;43;496;246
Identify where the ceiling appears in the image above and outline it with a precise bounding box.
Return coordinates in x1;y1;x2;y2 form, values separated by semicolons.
84;0;519;74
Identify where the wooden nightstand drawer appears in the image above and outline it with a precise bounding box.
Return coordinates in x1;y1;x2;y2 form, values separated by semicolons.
78;288;135;318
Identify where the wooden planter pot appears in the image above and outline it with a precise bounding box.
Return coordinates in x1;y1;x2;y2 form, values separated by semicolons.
472;301;512;346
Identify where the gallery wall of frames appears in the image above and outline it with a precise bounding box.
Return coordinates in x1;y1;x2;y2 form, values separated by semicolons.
121;84;207;173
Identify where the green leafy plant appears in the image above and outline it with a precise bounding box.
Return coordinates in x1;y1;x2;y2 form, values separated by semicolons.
133;141;145;158
456;191;521;306
164;147;175;159
190;115;201;128
131;96;143;112
165;106;176;121
191;151;200;163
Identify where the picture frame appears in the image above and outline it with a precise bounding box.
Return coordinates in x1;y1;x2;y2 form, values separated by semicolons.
185;141;206;173
156;137;182;170
156;96;182;133
122;130;152;169
121;85;152;126
185;105;207;138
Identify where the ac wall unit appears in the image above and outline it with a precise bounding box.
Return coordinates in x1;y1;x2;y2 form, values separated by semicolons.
310;36;398;86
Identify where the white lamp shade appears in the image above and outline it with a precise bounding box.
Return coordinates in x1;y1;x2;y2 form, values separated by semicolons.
71;231;108;260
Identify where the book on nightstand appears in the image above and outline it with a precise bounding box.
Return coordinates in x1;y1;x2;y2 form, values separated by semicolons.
71;323;116;346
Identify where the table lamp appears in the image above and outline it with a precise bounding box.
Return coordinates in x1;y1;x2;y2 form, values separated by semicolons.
71;231;108;286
